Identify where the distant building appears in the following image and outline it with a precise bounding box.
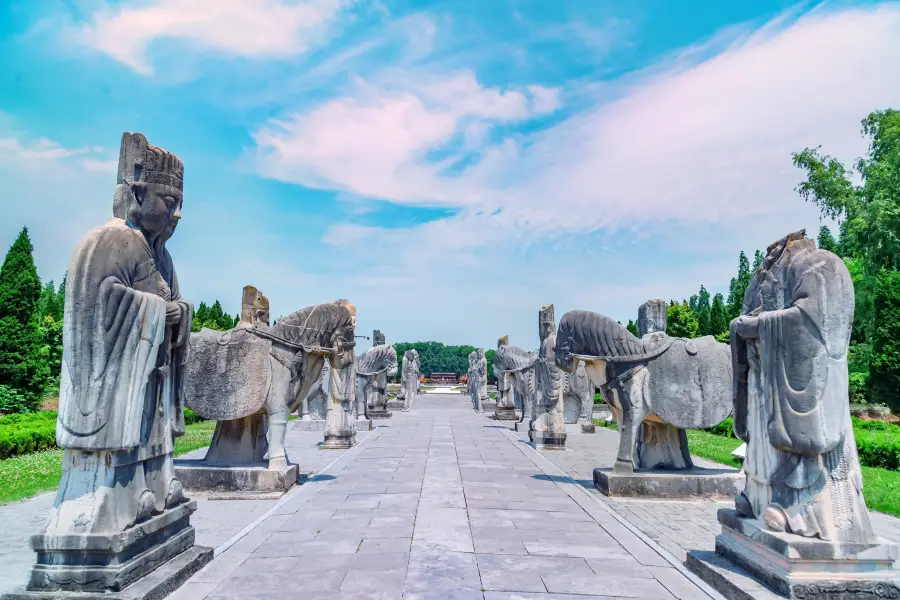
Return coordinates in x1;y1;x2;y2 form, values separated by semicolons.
429;372;458;384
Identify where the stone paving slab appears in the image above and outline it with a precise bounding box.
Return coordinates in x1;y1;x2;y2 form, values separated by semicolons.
0;424;371;595
509;421;900;566
168;395;716;600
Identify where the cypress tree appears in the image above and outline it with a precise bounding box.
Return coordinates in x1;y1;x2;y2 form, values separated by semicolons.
696;285;711;335
752;250;764;272
710;293;728;336
0;228;49;407
727;251;752;319
626;319;639;337
817;225;839;254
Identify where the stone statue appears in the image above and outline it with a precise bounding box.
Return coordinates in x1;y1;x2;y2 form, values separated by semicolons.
356;344;398;419
562;361;592;424
373;329;385;347
493;342;537;423
399;349;420;412
631;299;694;469
731;231;873;542
555;308;732;471
493;337;518;420
185;295;357;461
300;360;329;421
478;348;488;406
686;232;898;600
467;350;483;412
19;132;212;594
531;305;567;448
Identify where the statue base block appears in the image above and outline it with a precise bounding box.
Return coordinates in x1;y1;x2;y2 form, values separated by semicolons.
493;408;518;420
386;400;404;410
174;460;299;495
293;419;327;431
685;509;900;599
368;408;392;420
529;430;566;450
8;502;212;598
322;431;357;449
514;421;530;433
3;545;212;600
355;418;373;431
592;467;742;498
581;423;596;433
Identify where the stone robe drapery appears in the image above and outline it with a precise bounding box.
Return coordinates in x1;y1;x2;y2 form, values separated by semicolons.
57;218;191;457
732;237;871;542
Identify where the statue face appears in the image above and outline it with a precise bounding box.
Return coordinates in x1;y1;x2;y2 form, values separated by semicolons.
134;182;183;240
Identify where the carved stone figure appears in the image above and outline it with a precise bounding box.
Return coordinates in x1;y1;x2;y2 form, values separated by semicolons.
467;351;483;412
731;231;873;541
185;295;357;461
493;337;518;420
530;305;567;449
494;342;537;424
300;360;329;421
555;309;732;471
631;299;694;469
356;344;398;419
16;132;212;595
398;349;420;412
373;329;385;347
687;232;899;600
562;361;592;424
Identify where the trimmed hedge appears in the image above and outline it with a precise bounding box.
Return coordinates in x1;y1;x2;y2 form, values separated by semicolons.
0;409;207;460
0;410;56;459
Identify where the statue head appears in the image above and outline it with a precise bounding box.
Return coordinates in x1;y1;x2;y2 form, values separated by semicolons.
113;132;184;244
476;348;485;360
539;304;556;342
334;299;356;328
498;335;509;348
763;230;807;271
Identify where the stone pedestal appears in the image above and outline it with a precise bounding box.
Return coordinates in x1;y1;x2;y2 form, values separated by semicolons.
174;460;298;496
367;407;392;420
2;502;212;600
529;429;566;450
636;421;692;470
593;466;742;498
494;406;518;420
322;430;356;449
386;399;404;410
687;509;900;600
581;423;596;433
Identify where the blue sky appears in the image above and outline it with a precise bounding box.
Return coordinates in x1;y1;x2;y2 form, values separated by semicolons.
1;0;898;350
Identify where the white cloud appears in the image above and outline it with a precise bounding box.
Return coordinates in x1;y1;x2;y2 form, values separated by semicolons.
76;0;357;74
248;3;900;347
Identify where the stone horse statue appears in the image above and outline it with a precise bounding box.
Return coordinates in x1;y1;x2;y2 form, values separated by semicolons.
185;301;356;472
555;310;732;473
493;344;538;423
356;344;398;419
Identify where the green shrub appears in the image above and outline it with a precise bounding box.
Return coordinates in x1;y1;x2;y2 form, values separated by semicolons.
705;416;737;438
183;408;205;425
0;411;57;459
849;372;869;404
855;427;900;471
0;384;32;414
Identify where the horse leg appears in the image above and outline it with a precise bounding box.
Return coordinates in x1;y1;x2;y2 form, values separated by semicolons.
266;356;291;472
614;369;649;474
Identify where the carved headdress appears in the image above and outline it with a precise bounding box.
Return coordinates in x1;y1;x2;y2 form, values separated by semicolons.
113;132;184;219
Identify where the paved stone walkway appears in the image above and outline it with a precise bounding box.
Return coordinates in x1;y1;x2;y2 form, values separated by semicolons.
174;395;717;600
0;427;369;595
511;422;900;565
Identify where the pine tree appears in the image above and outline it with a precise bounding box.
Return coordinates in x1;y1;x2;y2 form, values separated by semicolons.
817;225;839;254
710;293;728;336
727;251;752;319
626;319;639;337
0;228;50;408
752;250;764;272
696;285;711;335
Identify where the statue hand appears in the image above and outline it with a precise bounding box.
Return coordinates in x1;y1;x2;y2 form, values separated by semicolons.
166;302;183;325
733;315;760;339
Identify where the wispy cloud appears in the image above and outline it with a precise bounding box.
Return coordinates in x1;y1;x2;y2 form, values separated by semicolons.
73;0;360;75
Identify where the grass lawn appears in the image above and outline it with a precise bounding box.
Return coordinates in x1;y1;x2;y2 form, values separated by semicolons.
0;420;217;506
595;419;900;518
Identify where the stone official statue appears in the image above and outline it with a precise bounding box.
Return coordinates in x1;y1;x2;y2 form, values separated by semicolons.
731;230;874;543
13;133;212;596
54;132;192;533
531;304;566;448
400;349;420;412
